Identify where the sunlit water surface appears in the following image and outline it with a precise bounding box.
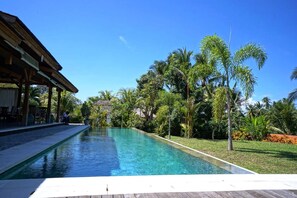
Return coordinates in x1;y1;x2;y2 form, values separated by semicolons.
2;128;230;179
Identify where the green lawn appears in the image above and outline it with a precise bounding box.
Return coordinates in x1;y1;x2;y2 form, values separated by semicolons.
168;136;297;174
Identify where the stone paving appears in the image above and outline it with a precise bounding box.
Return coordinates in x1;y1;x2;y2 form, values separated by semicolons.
0;125;77;151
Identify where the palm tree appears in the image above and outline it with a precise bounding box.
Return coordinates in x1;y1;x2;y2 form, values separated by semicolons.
29;86;41;106
169;48;196;138
170;48;193;100
193;51;218;99
150;60;168;89
61;91;81;112
268;98;297;135
288;67;297;101
118;88;137;111
201;35;267;150
262;96;271;109
99;90;113;101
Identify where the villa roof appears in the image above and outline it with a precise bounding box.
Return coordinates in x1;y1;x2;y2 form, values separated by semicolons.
0;11;78;93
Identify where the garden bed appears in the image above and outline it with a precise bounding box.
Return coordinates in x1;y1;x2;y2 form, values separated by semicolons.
265;134;297;144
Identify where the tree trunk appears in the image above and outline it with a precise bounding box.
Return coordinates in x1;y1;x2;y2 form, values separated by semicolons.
168;112;171;139
46;86;52;123
56;89;61;122
226;79;233;151
186;84;190;138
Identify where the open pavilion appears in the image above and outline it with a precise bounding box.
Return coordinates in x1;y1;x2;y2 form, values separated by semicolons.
0;11;78;127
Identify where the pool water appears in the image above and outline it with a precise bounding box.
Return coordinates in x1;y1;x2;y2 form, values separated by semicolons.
2;128;230;179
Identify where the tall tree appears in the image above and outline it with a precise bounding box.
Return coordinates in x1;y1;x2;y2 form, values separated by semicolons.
262;96;272;109
168;48;196;138
192;51;218;99
29;86;41;106
201;35;267;150
155;91;183;137
288;67;297;101
268;98;297;135
98;90;113;101
58;91;81;114
150;60;169;89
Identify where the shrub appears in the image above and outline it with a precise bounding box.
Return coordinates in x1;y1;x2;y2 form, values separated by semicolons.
264;134;297;144
243;115;270;140
70;115;83;123
155;106;169;137
232;130;252;140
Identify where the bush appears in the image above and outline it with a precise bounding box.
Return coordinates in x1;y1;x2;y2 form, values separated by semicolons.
264;134;297;144
243;115;270;140
70;115;83;123
155;106;169;137
232;130;252;140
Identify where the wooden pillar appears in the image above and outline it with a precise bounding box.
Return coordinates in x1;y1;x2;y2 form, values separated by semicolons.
22;74;30;126
46;86;52;123
21;69;32;126
56;88;62;122
17;79;23;108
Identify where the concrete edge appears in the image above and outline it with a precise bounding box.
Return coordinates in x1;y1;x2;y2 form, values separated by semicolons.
26;174;297;197
0;122;64;136
0;125;90;175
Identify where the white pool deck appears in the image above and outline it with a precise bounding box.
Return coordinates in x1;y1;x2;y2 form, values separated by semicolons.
0;126;296;198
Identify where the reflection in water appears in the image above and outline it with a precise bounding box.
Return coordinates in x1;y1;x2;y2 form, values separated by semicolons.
3;129;120;179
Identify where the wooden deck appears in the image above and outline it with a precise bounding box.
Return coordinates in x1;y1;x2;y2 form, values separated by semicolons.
69;190;297;198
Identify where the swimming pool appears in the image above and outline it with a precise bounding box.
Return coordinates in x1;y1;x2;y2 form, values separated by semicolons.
2;128;232;179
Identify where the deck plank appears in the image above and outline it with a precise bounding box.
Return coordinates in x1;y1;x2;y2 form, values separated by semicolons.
72;190;297;198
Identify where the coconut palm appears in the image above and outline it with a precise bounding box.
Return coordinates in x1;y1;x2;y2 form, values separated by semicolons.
201;35;267;150
288;67;297;101
268;98;297;135
193;51;218;99
168;48;196;138
29;86;41;106
150;60;169;89
118;88;137;111
99;90;113;101
170;48;193;100
262;96;271;109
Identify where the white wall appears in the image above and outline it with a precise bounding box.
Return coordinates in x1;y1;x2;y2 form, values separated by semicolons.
0;88;18;111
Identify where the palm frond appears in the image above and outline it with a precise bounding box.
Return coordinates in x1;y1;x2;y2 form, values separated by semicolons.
233;65;256;98
268;126;285;134
288;89;297;102
234;44;267;69
201;35;231;69
290;67;297;80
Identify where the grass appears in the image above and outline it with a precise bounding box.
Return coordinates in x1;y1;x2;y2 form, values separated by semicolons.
168;136;297;174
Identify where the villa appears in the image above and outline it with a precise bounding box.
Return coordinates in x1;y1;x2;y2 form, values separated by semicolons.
0;11;297;198
0;11;77;128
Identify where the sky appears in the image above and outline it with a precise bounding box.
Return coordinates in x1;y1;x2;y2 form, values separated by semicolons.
1;0;297;102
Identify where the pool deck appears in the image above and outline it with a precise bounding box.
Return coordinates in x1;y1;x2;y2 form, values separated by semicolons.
0;126;296;198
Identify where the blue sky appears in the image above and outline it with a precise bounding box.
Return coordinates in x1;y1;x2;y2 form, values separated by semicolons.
1;0;297;102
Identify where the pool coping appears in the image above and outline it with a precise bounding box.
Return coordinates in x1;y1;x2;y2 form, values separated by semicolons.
0;125;90;175
0;122;64;136
132;128;256;174
0;174;296;197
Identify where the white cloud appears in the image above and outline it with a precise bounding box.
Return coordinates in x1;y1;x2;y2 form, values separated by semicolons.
119;36;129;46
245;97;258;105
241;96;258;113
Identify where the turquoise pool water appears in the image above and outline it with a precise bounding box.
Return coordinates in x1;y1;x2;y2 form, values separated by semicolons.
2;128;230;179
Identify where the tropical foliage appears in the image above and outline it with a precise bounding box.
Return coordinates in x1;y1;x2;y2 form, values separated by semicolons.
17;35;297;151
289;67;297;101
75;35;296;149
